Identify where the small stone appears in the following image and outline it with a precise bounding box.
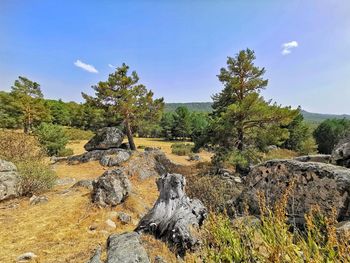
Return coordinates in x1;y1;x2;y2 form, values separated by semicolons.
17;252;37;262
105;219;116;229
29;195;48;205
89;223;98;231
72;179;93;190
55;177;76;186
118;212;131;224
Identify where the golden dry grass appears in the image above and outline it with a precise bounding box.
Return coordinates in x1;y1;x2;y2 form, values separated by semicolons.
0;160;161;262
0;137;208;262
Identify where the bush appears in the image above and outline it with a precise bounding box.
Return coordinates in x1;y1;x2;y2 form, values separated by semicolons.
34;123;68;156
186;174;243;212
63;127;94;141
0;131;44;162
313;119;350;154
171;143;193;156
17;160;57;196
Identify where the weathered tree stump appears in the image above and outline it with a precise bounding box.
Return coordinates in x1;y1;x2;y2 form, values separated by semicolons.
135;173;207;257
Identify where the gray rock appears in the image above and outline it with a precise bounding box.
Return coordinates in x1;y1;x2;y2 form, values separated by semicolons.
17;252;37;262
106;232;150;263
72;179;93;190
99;150;131;167
118;212;131;224
0;159;20;201
86;246;102;263
55;177;76;186
336;220;350;234
266;145;278;151
294;154;331;163
136;173;207;257
84;127;124;151
67;148;126;164
237;159;350;226
92;169;131;207
29;195;48;205
332;137;350;168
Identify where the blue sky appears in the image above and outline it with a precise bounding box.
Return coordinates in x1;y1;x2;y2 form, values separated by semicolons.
1;0;350;114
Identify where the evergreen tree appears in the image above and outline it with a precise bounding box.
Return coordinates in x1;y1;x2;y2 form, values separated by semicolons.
11;76;50;133
172;106;192;140
82;63;164;150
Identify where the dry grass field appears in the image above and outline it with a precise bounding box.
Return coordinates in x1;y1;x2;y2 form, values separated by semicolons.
0;138;208;262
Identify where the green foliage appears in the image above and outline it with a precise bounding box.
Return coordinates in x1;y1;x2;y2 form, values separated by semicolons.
34;123;68;156
17;160;57;196
46;99;71;126
171;106;192;140
63;126;94;141
10;76;51;133
313;118;350;154
82;63;164;150
164;102;213;113
170;143;193;156
0;91;21;129
282;110;317;154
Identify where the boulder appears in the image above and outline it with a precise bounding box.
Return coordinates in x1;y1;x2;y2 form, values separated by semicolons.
92;169;131;207
87;246;102;263
294;154;331;163
84;127;124;151
237;159;350;226
67;148;126;164
99;150;131;167
0;159;20;201
136;173;207;257
106;232;150;263
332;137;350;168
123;149;182;179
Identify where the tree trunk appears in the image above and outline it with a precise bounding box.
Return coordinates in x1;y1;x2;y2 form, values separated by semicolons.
125;120;136;151
237;126;244;151
135;173;207;257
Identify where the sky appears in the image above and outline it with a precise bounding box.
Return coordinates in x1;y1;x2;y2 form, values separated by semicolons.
1;0;350;114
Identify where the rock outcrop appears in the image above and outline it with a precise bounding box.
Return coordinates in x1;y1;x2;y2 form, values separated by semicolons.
0;159;20;201
136;173;207;257
332;137;350;168
106;232;150;263
123;148;183;179
84;127;125;151
92;169;131;207
67;148;129;165
99;150;131;167
237;159;350;226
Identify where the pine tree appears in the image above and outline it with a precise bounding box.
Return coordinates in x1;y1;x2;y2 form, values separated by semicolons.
82;63;164;150
11;76;50;133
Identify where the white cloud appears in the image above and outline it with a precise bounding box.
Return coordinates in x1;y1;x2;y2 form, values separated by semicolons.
74;59;98;73
281;41;298;55
108;64;116;68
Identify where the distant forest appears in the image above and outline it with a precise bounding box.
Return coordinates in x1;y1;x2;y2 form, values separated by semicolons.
165;102;350;123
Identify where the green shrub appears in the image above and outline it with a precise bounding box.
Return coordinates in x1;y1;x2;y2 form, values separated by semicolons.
34;123;68;156
63;127;94;141
57;147;74;157
17;160;57;196
171;143;193;156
